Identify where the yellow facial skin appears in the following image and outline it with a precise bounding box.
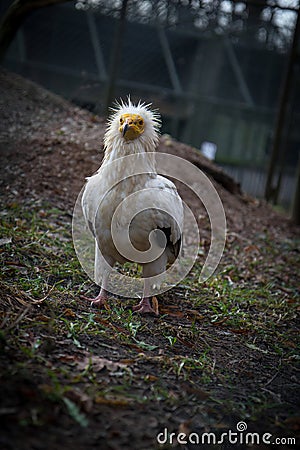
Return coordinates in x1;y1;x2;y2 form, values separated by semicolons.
119;113;145;141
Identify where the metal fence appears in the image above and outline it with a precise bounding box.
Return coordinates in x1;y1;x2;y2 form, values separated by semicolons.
2;0;299;209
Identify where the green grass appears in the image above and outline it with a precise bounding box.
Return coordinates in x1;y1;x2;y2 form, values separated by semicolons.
0;202;86;300
0;199;299;434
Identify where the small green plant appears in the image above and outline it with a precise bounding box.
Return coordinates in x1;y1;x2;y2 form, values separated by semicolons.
61;319;83;348
62;397;89;428
165;335;177;347
128;319;142;338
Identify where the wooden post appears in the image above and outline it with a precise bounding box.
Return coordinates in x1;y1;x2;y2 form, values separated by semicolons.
265;10;300;202
291;153;300;224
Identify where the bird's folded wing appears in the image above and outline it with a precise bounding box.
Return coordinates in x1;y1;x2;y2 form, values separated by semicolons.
128;175;183;250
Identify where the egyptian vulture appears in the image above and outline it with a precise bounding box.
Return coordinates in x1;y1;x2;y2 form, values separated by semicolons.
82;99;183;314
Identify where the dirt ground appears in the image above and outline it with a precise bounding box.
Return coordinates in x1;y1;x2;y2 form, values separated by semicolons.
0;69;299;449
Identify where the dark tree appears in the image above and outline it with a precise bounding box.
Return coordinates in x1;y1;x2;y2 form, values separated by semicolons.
0;0;73;61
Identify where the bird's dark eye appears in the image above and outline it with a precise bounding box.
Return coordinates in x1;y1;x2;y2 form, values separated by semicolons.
139;120;143;126
120;117;124;124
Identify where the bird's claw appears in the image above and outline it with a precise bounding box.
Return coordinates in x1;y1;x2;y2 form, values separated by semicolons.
80;294;109;309
131;298;158;315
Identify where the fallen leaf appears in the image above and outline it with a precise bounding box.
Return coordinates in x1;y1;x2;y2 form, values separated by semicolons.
6;260;26;267
245;343;268;354
119;358;136;364
284;416;300;431
183;384;209;400
282;340;297;348
35;314;51;322
178;420;191;436
77;356;127;373
65;388;93;413
58;353;79;364
214;422;231;429
229;328;250;334
94;396;130;406
39;384;54;395
160;308;184;317
132;338;158;351
186;309;204;320
212;317;228;325
145;374;158;382
244;245;260;253
63;308;76;318
15;297;30;306
0;237;12;246
152;296;159;315
177;336;194;348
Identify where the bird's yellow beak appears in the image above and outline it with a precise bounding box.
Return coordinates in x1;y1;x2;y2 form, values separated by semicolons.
119;113;145;141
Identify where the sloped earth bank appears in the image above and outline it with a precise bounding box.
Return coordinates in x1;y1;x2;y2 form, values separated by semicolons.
0;69;299;450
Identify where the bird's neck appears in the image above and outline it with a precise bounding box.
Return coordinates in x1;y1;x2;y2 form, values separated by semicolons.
102;137;157;174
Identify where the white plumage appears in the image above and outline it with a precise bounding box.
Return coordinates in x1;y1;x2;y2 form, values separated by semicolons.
82;99;183;314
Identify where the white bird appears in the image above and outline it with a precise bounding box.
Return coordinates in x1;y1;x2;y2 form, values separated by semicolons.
81;99;183;314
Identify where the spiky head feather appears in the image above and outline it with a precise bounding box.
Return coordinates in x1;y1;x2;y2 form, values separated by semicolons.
103;97;161;156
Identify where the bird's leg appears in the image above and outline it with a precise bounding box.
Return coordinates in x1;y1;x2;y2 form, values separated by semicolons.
132;297;156;314
81;274;109;307
81;243;112;308
132;278;158;315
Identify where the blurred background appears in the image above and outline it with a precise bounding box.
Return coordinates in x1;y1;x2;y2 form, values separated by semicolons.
0;0;299;213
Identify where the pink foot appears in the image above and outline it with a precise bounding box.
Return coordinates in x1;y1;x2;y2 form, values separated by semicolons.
80;290;109;308
132;298;158;315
